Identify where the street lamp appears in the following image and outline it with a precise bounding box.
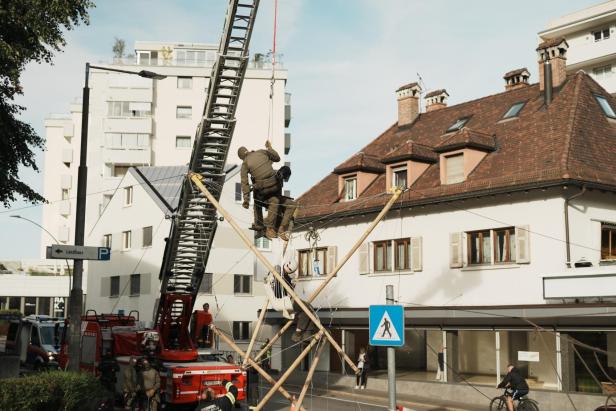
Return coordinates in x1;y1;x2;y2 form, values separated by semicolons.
68;62;167;372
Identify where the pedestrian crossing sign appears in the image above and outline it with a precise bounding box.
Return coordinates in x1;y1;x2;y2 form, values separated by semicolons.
369;305;405;347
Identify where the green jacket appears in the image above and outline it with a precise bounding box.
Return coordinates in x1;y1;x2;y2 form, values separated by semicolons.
240;147;280;201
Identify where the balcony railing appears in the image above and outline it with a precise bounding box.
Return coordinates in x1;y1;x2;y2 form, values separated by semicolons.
103;146;151;166
107;54;285;70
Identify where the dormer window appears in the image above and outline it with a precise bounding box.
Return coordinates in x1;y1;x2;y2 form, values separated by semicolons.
445;154;464;184
446;117;470;133
343;176;357;201
595;95;616;118
392;166;407;189
503;102;526;119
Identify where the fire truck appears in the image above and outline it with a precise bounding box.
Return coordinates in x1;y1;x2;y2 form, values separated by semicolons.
58;0;260;407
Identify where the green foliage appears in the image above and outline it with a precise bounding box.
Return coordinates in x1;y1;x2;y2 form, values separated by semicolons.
112;37;126;58
0;0;94;206
0;371;107;411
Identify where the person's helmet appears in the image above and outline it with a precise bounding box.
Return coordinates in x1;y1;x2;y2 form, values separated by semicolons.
277;165;291;182
283;258;298;274
237;146;249;160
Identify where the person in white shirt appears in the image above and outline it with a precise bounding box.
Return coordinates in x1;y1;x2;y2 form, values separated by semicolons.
355;347;368;389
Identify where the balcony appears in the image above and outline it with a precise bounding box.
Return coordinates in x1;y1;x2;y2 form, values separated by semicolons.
60;175;72;190
284;132;291;155
104;117;152;134
59;200;71;216
103;147;151;165
62;148;73;164
543;266;616;299
284;92;291;127
107;88;153;103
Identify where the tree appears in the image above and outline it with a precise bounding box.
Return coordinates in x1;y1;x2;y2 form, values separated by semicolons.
0;0;94;207
112;37;125;59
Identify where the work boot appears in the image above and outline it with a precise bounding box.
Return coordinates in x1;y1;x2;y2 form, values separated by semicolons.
250;223;265;232
265;227;277;240
291;330;303;343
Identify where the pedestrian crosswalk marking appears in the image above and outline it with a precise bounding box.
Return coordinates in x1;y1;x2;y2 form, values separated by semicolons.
371;310;401;342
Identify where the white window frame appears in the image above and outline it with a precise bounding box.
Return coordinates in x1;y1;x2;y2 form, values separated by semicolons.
593;27;611;42
255;236;271;251
344;177;357;201
124;186;133;206
103;234;112;248
392;166;408;189
176;106;192;119
232;321;251;341
233;274;252;295
122;230;132;251
175;136;191;149
177;76;193;89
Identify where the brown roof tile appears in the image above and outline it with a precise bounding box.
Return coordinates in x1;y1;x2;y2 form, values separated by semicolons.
536;37;568;50
434;128;496;153
425;89;449;98
333;152;385;175
382;141;437;164
503;68;530;79
297;71;616;221
396;82;420;92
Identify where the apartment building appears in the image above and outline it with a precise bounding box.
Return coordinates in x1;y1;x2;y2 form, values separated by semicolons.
40;41;291;358
539;0;616;95
272;39;616;404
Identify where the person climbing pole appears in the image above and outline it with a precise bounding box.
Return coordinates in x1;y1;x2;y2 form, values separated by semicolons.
239;141;291;239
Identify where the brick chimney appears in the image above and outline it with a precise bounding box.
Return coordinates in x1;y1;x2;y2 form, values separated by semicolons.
536;37;569;92
503;68;530;91
396;82;422;126
425;89;449;112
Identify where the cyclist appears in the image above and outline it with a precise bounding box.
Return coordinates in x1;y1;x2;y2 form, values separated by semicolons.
497;364;529;411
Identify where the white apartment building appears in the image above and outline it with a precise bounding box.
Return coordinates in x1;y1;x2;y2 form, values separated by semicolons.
271;40;616;406
41;41;291;358
539;0;616;95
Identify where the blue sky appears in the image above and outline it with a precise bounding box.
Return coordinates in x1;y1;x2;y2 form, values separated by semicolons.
0;0;599;259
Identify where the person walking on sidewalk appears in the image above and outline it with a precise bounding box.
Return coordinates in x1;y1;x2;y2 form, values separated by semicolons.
355;347;368;389
435;346;445;382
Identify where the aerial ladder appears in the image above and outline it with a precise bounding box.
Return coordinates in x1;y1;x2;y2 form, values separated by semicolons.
155;0;260;362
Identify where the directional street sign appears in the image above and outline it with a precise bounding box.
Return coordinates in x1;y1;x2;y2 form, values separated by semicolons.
46;244;111;261
369;305;405;347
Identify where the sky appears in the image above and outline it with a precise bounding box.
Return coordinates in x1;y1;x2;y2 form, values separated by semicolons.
0;0;600;260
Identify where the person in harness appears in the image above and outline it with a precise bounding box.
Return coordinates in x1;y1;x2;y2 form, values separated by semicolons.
199;380;239;411
239;141;295;240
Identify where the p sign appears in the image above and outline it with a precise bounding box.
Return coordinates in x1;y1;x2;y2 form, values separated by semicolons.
98;247;111;261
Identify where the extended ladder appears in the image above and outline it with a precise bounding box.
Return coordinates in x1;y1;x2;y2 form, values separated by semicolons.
156;0;260;328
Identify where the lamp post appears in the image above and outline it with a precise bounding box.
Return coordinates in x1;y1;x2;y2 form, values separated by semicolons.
68;63;167;372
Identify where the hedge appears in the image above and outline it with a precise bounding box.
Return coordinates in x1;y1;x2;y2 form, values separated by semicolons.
0;371;108;411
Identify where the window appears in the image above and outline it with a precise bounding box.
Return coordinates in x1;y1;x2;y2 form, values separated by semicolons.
593;65;613;78
468;230;491;265
177;76;193;89
24;297;36;316
601;223;616;260
176;106;192;119
232;321;250;340
344;177;357;201
593;27;611;42
142;226;153;247
392;167;408;189
103;234;112;248
200;272;213;294
176;49;207;66
107;101;151;118
233;274;252;294
255;235;270;251
124;186;133;205
394;238;410;270
445;154;464;184
446;117;470;133
113;165;130;177
8;296;20;310
105;133;149;149
110;276;120;297
122;230;132;250
61;189;69;200
137;50;158;65
235;182;242;202
130;274;140;296
37;297;50;316
503;102;525;119
493;227;516;263
374;241;392;272
175;136;191;149
298;248;327;276
595;95;616;119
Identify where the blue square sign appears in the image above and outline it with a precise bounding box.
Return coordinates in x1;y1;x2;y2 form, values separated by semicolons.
369;305;405;347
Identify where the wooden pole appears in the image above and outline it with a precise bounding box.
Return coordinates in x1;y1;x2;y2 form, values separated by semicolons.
210;325;307;411
253;188;402;363
295;338;327;410
254;330;324;411
190;173;359;374
307;187;402;303
243;298;269;368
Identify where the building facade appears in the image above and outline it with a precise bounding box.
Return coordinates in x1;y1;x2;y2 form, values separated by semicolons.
539;0;616;95
276;39;616;400
0;274;79;318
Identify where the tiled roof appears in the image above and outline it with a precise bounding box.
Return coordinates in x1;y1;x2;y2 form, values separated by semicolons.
425;89;449;98
333;152;385;174
503;68;529;78
382;141;438;164
434;128;496;153
296;71;616;221
536;37;568;50
396;82;419;92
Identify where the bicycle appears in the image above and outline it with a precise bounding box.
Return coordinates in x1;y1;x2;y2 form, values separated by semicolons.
490;388;539;411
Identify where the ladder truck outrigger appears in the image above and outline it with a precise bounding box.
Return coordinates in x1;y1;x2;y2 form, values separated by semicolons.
58;0;261;407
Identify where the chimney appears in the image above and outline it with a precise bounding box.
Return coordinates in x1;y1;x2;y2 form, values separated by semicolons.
536;37;569;92
425;89;449;112
396;82;422;126
503;68;530;91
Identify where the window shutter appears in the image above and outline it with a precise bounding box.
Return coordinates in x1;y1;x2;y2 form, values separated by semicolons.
515;225;531;264
358;243;370;274
450;232;463;268
411;237;423;272
327;246;337;275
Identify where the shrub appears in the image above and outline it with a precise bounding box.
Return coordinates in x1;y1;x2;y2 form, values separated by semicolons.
0;371;108;411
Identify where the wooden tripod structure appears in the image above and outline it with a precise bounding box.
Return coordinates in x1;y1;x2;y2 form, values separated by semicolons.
191;172;402;410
